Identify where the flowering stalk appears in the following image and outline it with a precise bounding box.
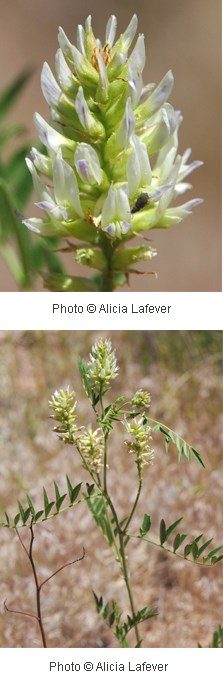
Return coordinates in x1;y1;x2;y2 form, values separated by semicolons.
23;15;203;291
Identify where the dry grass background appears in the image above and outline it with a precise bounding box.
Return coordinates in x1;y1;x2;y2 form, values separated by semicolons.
0;330;222;648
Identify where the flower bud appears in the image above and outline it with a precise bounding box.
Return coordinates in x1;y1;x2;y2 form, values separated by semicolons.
75;247;107;271
111;245;156;270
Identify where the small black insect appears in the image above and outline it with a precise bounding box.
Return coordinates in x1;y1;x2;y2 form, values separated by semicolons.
131;193;149;213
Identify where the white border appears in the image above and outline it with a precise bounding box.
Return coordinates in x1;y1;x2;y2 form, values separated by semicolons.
0;292;222;329
0;647;221;688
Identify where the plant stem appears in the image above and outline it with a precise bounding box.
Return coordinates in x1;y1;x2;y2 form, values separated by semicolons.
100;460;141;646
28;526;47;647
128;533;216;566
118;530;141;647
124;477;142;533
103;432;108;493
10;527;85;648
99;233;115;291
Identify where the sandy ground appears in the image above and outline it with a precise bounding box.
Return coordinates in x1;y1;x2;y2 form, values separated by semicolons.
0;331;222;648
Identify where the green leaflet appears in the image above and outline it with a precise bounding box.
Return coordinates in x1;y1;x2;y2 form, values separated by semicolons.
85;494;114;546
140;513;151;536
138;514;222;567
148;418;205;468
92;593;157;648
1;477;84;528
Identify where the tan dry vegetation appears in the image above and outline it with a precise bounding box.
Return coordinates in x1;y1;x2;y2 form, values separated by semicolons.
0;331;222;648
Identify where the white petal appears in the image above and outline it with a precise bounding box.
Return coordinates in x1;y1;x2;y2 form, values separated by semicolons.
97;53;108;93
58;27;73;60
159;156;182;211
133;135;152;185
22;218;45;234
35;200;68;220
55;49;73;89
33;112;74;152
115;188;131;221
178;160;204;181
85;15;92;31
74;143;102;184
138;70;174;117
41;62;61;107
155;146;177;182
75;86;92;129
127;148;141;197
30;147;51;175
117;97;135;148
122;15;138;50
182;148;192;164
77;24;86;56
105;15;117;47
128;34;145;73
53;153;84;217
25;157;52;203
174;182;192;196
178;198;203;212
128;61;143;106
101;186;116;228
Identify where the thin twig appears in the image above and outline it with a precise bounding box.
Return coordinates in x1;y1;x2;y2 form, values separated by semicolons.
5;527;86;648
4;600;38;620
40;548;85;589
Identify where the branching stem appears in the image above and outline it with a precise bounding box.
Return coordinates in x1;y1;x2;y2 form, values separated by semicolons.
4;526;85;647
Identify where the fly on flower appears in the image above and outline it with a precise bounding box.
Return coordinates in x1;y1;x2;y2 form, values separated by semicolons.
131;193;150;213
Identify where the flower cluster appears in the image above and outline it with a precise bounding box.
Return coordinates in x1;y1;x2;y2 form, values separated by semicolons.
124;417;154;470
49;387;78;443
23;14;203;291
87;338;119;386
130;389;151;409
78;426;103;471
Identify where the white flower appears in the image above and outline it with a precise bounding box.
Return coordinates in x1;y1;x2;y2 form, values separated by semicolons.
101;186;131;238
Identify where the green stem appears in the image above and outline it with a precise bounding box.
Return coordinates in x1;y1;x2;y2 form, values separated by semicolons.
118;530;141;646
100;476;141;646
103;432;108;493
128;533;215;567
124;477;142;533
99;233;115;291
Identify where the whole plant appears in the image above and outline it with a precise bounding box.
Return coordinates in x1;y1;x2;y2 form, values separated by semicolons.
2;339;222;648
23;15;203;291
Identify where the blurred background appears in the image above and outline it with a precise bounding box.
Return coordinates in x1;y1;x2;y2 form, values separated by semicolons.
0;330;222;647
0;0;221;291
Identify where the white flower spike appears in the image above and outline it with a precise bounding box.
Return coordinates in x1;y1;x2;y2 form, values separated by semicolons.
23;14;203;291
